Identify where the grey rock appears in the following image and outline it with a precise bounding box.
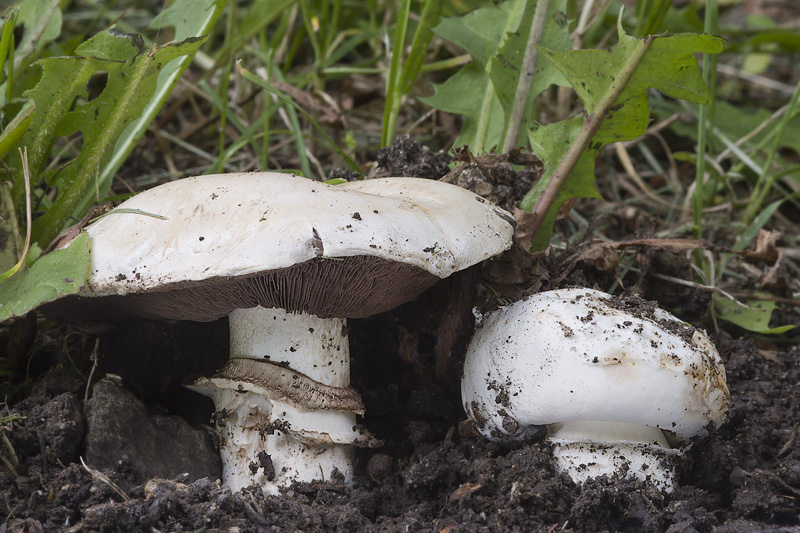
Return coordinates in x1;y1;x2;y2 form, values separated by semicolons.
85;377;220;483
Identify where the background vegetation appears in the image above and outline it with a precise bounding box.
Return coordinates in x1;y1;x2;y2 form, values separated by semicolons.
0;0;798;339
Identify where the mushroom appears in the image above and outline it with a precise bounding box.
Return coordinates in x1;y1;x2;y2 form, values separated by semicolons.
44;172;515;494
461;288;729;492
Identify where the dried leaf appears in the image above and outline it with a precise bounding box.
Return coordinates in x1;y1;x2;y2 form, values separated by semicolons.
741;229;780;262
449;481;482;502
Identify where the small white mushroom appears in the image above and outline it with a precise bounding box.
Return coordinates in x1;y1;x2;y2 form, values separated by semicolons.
461;288;729;492
45;172;515;494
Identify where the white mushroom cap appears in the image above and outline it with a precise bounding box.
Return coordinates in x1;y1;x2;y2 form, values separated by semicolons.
461;288;729;490
462;288;728;443
50;172;513;322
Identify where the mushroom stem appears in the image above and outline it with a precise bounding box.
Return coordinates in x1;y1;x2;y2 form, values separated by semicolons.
190;306;377;494
548;421;677;492
229;306;350;386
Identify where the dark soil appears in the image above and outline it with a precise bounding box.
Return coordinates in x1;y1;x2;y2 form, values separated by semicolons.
1;139;799;532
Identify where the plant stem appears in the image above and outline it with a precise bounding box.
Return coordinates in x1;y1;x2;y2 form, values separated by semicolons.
527;34;655;238
693;0;717;256
502;0;550;153
473;86;496;155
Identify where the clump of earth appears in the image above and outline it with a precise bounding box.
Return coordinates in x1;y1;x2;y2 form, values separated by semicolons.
1;138;798;532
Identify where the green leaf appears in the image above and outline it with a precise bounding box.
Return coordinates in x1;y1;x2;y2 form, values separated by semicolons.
8;29;208;247
520;20;723;250
539;30;722;144
714;293;797;335
0;181;21;274
0;102;33;159
14;0;62;69
0;232;91;323
433;2;520;64
488;0;570;148
524;115;602;250
733;198;785;252
85;0;226;218
421;0;522;151
423;65;506;151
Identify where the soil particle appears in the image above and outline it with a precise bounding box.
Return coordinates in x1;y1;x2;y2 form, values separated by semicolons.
7;392;83;469
366;453;393;482
442;148;540;212
369;135;452;180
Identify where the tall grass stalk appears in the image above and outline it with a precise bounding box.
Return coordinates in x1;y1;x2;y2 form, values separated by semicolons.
693;0;718;245
382;0;440;147
381;0;411;148
238;62;359;174
634;0;671;37
214;3;237;174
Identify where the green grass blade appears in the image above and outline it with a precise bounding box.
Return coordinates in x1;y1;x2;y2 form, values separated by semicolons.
635;0;673;37
0;6;19;104
237;62;359;173
693;0;717;241
381;0;411;147
399;0;441;95
742;80;800;226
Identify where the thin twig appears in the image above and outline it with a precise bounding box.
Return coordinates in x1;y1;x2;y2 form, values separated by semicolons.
529;33;656;237
502;0;551;153
625;266;743;304
717;63;797;96
571;0;612;48
619;114;683;149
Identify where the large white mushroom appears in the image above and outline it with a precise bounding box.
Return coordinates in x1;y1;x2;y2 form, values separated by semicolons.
45;172;515;494
461;288;729;492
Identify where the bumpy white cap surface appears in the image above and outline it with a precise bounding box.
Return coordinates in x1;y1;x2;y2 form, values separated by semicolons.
49;173;514;323
83;173;512;294
461;288;729;443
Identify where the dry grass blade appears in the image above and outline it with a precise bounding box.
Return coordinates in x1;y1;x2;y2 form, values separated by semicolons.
0;148;31;283
83;339;101;412
777;424;797;459
0;431;19;476
80;456;130;502
613;142;685;211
